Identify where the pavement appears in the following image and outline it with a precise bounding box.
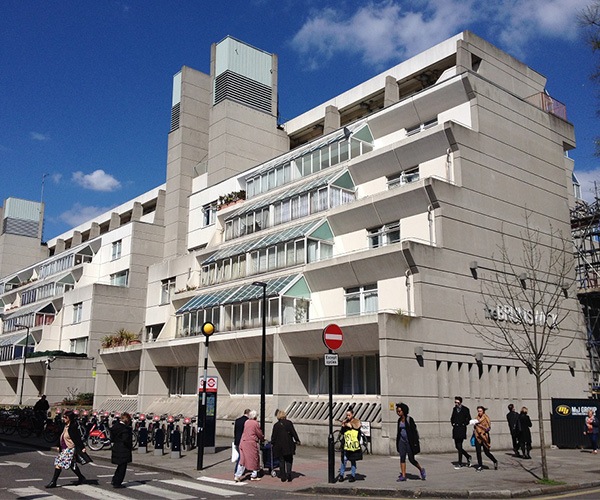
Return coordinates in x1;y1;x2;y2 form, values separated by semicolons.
3;432;600;498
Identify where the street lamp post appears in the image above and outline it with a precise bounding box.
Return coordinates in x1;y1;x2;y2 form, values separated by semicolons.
197;321;215;471
15;324;31;406
252;281;267;433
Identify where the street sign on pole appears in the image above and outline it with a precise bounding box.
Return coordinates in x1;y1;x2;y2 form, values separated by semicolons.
324;353;338;366
323;324;344;351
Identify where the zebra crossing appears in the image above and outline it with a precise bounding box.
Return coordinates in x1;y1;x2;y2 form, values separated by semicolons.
7;476;248;499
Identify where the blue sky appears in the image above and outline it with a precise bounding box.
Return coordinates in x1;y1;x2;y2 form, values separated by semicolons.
1;0;598;240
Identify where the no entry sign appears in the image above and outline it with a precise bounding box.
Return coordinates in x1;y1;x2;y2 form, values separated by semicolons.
322;324;344;351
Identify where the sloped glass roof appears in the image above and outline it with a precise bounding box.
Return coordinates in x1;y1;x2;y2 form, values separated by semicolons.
2;300;57;321
176;275;307;314
226;168;354;222
203;219;332;265
0;331;28;347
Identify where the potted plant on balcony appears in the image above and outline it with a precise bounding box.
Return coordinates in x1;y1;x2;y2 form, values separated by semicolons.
217;190;246;210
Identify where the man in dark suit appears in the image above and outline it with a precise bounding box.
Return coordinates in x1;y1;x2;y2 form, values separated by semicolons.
450;396;472;468
233;409;250;474
506;404;521;456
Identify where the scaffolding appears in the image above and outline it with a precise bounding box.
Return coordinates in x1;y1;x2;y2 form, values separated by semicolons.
571;198;600;395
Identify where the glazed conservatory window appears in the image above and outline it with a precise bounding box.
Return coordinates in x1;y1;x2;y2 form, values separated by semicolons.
368;223;400;248
308;355;380;395
345;284;378;316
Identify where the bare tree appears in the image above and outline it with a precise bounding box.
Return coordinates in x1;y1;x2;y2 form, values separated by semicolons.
467;213;580;480
580;1;600;155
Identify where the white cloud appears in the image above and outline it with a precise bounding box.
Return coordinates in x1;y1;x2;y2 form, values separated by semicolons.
290;0;588;69
59;203;111;227
575;166;600;203
72;169;121;192
30;132;50;141
51;173;62;184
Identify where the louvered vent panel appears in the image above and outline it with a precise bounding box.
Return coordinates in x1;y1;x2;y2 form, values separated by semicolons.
214;70;272;114
3;217;38;237
170;102;180;132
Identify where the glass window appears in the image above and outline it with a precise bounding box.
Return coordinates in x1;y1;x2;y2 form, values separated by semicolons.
339;141;349;162
111;240;122;261
202;203;217;227
70;336;88;354
169;366;198;395
345;284;378;316
161;277;176;305
110;270;129;287
309;355;379;395
73;302;83;324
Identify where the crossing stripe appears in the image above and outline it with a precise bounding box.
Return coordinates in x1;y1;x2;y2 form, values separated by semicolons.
199;476;247;487
62;483;130;499
127;481;195;499
8;487;62;499
161;478;246;496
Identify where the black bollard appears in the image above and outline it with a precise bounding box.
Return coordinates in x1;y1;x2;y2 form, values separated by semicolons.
171;427;181;459
154;427;165;456
138;426;148;454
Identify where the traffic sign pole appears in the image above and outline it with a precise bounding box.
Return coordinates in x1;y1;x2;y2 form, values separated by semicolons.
323;324;343;484
328;347;335;483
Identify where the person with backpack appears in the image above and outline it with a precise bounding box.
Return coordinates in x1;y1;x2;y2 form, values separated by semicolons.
395;402;426;482
337;409;362;483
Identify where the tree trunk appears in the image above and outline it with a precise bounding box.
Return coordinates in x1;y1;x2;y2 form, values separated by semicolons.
536;373;549;479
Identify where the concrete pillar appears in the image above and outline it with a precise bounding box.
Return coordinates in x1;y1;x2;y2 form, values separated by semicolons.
456;40;472;73
108;213;120;231
384;76;399;107
132;202;143;222
89;222;100;239
55;239;65;254
323;105;340;134
71;231;82;246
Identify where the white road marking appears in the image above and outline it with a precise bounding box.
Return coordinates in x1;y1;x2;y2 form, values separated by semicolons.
15;478;43;482
198;476;247;487
133;471;159;475
128;481;195;499
0;460;29;468
8;486;62;499
89;462;114;469
162;478;246;496
63;483;131;499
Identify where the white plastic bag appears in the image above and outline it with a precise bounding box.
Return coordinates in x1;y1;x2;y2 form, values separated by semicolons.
231;442;239;463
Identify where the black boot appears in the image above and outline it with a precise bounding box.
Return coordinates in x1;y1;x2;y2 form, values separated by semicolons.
46;468;61;488
72;464;87;485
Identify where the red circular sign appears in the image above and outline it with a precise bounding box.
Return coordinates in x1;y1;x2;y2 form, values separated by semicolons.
323;324;344;351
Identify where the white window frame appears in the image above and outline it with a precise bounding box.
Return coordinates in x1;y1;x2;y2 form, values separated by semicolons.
111;240;122;261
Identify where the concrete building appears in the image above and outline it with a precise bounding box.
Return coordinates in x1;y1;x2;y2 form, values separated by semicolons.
0;32;587;453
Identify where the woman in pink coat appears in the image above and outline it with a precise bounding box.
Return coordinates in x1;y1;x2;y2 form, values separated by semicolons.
234;410;264;481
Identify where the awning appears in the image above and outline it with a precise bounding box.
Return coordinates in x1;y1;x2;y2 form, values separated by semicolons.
202;219;331;266
225;275;302;304
0;331;27;347
176;286;239;315
249;119;370;179
176;274;306;314
226;168;353;222
1;300;57;321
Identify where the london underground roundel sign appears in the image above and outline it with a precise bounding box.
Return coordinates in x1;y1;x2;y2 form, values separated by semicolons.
323;323;344;351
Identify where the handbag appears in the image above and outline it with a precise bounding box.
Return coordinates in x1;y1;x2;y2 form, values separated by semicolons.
470;433;476;447
231;442;239;463
76;450;93;466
